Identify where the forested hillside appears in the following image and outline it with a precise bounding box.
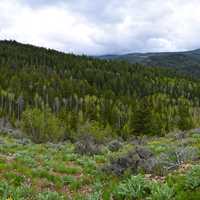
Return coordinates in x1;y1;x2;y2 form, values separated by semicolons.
99;49;200;77
0;40;200;142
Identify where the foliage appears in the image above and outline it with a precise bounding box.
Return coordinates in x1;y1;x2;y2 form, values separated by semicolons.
0;182;34;200
131;99;158;136
37;191;65;200
0;40;200;139
185;165;200;190
0;129;200;199
149;182;174;200
21;107;65;143
100;49;200;77
178;98;194;131
76;121;114;143
113;175;149;199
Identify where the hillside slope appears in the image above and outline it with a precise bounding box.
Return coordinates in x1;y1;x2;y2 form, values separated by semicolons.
1;128;200;199
0;40;200;139
1;40;200;199
99;49;200;76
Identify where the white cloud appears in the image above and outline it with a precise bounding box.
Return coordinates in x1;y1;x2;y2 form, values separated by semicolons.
0;0;200;55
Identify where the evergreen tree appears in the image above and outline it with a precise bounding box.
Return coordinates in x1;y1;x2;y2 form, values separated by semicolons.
131;99;157;136
0;40;199;141
178;98;194;131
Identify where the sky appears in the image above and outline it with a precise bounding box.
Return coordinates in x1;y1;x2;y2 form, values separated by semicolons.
0;0;200;55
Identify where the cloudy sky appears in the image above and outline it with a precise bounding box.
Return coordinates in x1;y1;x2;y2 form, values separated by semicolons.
0;0;200;55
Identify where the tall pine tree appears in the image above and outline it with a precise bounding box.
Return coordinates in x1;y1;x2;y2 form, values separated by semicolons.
131;99;157;136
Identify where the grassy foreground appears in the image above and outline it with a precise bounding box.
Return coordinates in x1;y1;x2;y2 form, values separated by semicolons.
1;130;200;199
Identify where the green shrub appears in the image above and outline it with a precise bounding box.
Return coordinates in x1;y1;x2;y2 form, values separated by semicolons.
185;165;200;190
76;121;114;144
21;108;65;143
62;175;76;185
62;153;78;162
38;191;65;200
62;175;83;190
15;152;37;168
158;146;199;172
113;175;174;200
87;182;103;200
0;182;34;200
149;182;174;200
54;163;69;174
63;166;82;175
113;175;149;199
0;182;10;199
11;185;35;200
0;162;7;171
3;172;25;187
175;191;200;200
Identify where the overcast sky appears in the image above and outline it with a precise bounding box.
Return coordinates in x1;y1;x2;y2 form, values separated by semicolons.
0;0;200;55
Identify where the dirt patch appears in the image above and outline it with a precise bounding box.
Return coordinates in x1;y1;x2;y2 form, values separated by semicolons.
145;174;165;183
0;154;15;164
78;185;93;196
33;178;55;192
178;163;192;173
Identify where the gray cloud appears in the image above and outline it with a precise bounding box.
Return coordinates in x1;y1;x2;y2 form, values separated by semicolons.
0;0;200;55
19;0;65;8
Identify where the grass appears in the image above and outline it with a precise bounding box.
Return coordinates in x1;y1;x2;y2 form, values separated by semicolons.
1;130;200;199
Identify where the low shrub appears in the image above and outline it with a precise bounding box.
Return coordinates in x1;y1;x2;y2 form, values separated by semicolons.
185;165;200;190
108;140;123;152
62;175;76;185
75;135;102;156
113;175;150;199
54;162;82;175
37;191;65;200
158;146;199;172
87;182;103;200
76;121;114;144
3;172;25;187
103;146;158;175
0;182;34;199
149;182;174;200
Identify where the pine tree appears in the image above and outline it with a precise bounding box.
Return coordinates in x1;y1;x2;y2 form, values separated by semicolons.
131;99;157;136
178;98;194;130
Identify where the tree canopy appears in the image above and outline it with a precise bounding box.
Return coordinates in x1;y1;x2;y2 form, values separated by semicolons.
0;40;200;141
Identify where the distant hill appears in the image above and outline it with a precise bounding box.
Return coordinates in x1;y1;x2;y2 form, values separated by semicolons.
99;49;200;77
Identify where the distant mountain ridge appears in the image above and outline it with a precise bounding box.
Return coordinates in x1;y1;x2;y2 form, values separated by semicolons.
99;49;200;77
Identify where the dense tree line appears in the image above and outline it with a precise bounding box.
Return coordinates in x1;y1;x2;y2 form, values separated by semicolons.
0;40;200;142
